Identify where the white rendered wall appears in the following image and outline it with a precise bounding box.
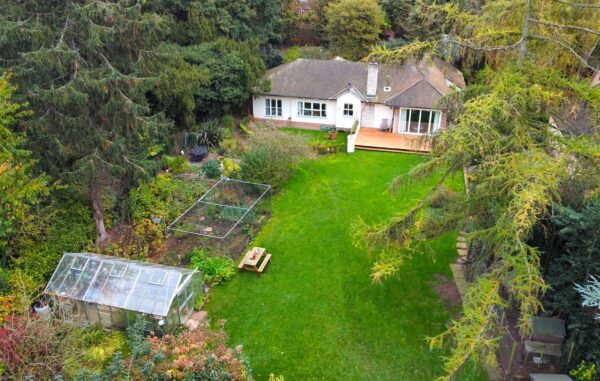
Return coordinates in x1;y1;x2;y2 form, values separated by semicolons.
370;104;394;129
253;96;337;126
334;91;362;129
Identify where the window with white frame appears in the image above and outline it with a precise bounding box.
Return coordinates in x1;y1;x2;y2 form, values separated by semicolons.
298;101;327;118
265;98;282;117
398;109;441;134
343;103;354;117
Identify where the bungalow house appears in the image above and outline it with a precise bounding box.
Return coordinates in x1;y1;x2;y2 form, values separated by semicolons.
251;58;465;152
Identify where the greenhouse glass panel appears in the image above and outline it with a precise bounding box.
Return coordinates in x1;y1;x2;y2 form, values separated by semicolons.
113;267;140;309
44;253;201;329
72;258;101;299
46;255;75;293
97;273;123;306
85;262;112;303
58;268;81;296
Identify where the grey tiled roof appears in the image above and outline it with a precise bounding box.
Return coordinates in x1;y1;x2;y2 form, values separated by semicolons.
265;59;368;99
261;58;465;109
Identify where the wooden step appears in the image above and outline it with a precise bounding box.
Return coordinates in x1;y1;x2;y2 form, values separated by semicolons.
456;236;467;243
257;254;272;273
456;242;468;250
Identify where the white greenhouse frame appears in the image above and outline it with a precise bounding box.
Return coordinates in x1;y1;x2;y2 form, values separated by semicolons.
44;253;202;331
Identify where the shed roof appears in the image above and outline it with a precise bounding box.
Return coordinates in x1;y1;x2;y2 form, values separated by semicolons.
44;253;198;317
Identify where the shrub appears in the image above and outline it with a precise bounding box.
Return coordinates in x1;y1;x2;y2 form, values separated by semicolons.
145;322;252;380
283;45;301;62
222;138;240;154
0;316;62;380
188;249;236;286
309;139;346;154
63;327;126;378
297;46;330;60
223;158;241;178
101;218;165;259
570;361;597;381
12;193;95;287
162;155;189;174
221;115;235;131
195;119;224;148
125;174;204;258
129;174;200;224
216;146;227;156
240;128;309;189
238;117;251;135
544;199;600;366
203;159;221;179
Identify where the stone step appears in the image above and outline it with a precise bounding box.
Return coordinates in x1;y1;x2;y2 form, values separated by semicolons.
457;248;468;258
449;264;468;300
457;236;467;243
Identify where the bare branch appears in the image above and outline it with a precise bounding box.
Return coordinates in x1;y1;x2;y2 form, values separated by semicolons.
551;0;600;9
518;0;533;65
55;17;70;49
530;34;600;72
451;36;524;52
530;18;600;36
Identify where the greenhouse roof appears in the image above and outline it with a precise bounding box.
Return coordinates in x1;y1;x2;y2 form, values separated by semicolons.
44;253;198;317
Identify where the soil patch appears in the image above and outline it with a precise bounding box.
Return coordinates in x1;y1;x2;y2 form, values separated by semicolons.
431;273;462;310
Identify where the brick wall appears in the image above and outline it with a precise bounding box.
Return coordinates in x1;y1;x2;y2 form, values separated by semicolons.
250;116;335;130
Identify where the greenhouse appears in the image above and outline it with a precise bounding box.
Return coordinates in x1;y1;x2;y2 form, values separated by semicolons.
43;252;202;331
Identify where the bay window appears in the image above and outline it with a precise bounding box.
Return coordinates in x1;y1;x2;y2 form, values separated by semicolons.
298;101;327;118
399;108;441;134
265;98;282;117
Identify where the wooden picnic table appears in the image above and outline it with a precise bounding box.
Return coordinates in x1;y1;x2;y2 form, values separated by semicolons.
238;247;271;274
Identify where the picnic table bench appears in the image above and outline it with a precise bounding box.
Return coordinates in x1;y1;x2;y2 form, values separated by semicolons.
238;247;271;274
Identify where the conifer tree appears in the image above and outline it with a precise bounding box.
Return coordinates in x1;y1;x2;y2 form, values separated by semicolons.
358;1;600;379
0;1;173;242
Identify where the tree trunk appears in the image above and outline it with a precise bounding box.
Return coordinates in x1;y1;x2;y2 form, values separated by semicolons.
518;0;533;66
90;178;109;243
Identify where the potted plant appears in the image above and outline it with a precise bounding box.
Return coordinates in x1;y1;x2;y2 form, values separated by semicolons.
33;299;51;318
327;128;337;140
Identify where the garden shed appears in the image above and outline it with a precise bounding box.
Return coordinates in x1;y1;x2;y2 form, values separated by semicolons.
44;252;202;331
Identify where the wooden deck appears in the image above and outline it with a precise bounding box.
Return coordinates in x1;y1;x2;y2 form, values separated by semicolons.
355;128;431;153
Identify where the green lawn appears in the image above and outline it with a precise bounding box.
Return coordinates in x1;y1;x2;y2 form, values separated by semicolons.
206;151;486;381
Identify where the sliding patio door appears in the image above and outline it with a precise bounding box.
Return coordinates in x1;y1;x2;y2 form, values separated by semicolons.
398;108;442;135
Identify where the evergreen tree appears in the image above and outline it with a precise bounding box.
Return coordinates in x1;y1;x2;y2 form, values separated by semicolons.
359;1;600;378
325;0;385;60
0;1;173;242
182;38;268;116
